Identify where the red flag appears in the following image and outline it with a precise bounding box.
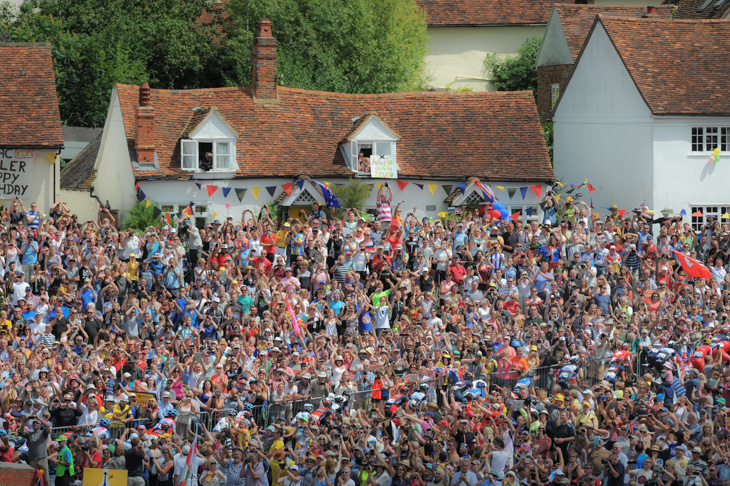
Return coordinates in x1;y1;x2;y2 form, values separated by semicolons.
691;210;703;217
165;213;171;226
182;205;193;216
673;250;712;281
396;180;409;191
281;182;293;196
617;209;627;218
531;184;542;198
509;211;521;222
206;185;218;197
588;184;596;192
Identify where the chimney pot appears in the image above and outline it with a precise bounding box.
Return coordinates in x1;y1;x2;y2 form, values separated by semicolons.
252;19;279;103
258;19;272;38
139;82;151;107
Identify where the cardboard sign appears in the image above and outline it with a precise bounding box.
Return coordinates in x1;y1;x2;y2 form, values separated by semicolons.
0;149;35;197
134;392;156;407
370;156;398;179
83;468;128;486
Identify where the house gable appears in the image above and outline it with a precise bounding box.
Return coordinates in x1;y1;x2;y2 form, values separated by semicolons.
537;8;573;67
185;108;239;140
553;20;651;121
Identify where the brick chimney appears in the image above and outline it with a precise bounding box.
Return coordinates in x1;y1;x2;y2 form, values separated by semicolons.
252;19;279;103
135;82;156;163
643;6;657;17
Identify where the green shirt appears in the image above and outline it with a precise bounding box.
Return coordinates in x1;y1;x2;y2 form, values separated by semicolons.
371;289;391;307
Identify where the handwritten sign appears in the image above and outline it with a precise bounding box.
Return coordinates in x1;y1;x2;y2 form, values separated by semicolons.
134;392;155;407
370;156;398;179
0;149;35;197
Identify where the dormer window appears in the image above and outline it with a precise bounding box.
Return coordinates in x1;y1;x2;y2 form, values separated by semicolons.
180;108;239;173
340;113;400;176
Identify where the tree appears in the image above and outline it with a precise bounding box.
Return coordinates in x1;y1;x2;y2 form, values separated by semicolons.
0;0;222;126
121;200;157;232
330;178;373;219
484;36;541;94
223;0;429;94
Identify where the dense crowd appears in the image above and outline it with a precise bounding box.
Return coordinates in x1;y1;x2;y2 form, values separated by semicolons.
0;185;729;486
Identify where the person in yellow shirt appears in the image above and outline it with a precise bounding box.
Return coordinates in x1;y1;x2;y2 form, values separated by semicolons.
0;311;12;334
100;395;115;420
268;427;286;484
128;254;139;285
112;394;132;428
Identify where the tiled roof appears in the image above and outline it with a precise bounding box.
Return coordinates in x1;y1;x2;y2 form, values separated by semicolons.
60;132;101;191
597;17;730;115
115;84;553;182
416;0;556;26
674;0;730;19
554;4;676;62
0;43;63;148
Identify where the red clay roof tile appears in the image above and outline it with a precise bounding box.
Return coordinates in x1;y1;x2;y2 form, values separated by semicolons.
115;84;553;182
0;43;63;148
674;0;730;20
416;0;555;26
598;16;730;115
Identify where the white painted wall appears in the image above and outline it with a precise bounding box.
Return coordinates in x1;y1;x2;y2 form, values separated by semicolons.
136;179;547;224
652;117;730;216
93;89;137;212
553;23;653;211
58;189;99;222
425;26;545;91
0;149;59;213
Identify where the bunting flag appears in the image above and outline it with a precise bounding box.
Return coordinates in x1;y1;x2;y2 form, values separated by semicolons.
376;183;383;190
679;209;687;216
617;209;627;218
457;183;466;194
182;205;193;217
135;182;140;190
195;182;202;190
235;188;248;202
251;187;261;199
297;180;305;190
691;210;703;217
507;188;517;199
282;182;293;196
414;183;424;190
213;211;220;219
312;180;341;208
526;207;533;216
397;180;409;191
152;206;162;219
520;187;528;199
137;189;146;201
722;213;730;220
495;186;505;191
206;185;218;197
266;186;277;197
428;184;438;194
189;201;195;208
145;199;152;208
588;184;597;192
443;184;453;196
510;211;521;222
165;213;171;225
531;184;542;198
221;187;232;198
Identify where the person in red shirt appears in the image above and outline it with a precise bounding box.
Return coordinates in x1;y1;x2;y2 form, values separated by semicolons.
371;246;392;273
260;227;276;260
252;249;272;275
448;258;467;285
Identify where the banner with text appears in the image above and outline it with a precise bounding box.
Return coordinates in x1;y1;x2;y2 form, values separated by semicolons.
370;156;398;179
0;149;35;197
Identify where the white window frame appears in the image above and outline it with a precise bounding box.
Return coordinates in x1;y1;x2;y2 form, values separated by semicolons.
180;138;237;172
161;203;211;228
690;204;730;232
509;205;540;226
691;126;730;153
351;140;397;175
550;83;560;109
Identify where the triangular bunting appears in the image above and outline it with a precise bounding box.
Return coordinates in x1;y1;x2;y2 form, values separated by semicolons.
252;187;261;199
152;206;162;219
206;185;218;197
679;209;687;216
531;184;542;198
137;189;146;201
195;182;202;190
222;187;232;198
510;211;521;222
414;183;424;190
588;184;596;192
520;187;528;199
691;210;703;217
442;184;453;196
496;186;505;191
376;183;383;190
135;182;140;190
526;207;533;216
266;186;277;197
165;212;171;225
428;184;438;195
397;180;409;191
235;188;248;202
722;213;730;220
617;209;627;218
282;183;293;196
189;201;195;208
507;188;517;199
145;199;152;208
297;180;305;190
183;205;193;216
457;183;466;194
213;211;220;219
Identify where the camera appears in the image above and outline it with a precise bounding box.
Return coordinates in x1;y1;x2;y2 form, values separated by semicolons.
602;459;610;465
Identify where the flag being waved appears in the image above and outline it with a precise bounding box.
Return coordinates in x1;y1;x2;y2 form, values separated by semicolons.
673;250;712;281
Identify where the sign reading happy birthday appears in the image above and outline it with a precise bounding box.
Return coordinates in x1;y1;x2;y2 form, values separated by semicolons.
0;149;35;197
370;155;398;179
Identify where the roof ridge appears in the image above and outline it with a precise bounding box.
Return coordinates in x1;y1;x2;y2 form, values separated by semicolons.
0;42;52;48
599;15;730;23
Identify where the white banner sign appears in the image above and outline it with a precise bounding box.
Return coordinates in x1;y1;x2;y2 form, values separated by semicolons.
370;155;398;179
0;149;35;197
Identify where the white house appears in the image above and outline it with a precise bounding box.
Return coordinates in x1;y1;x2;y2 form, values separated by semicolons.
83;20;554;227
553;16;730;231
0;43;63;211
